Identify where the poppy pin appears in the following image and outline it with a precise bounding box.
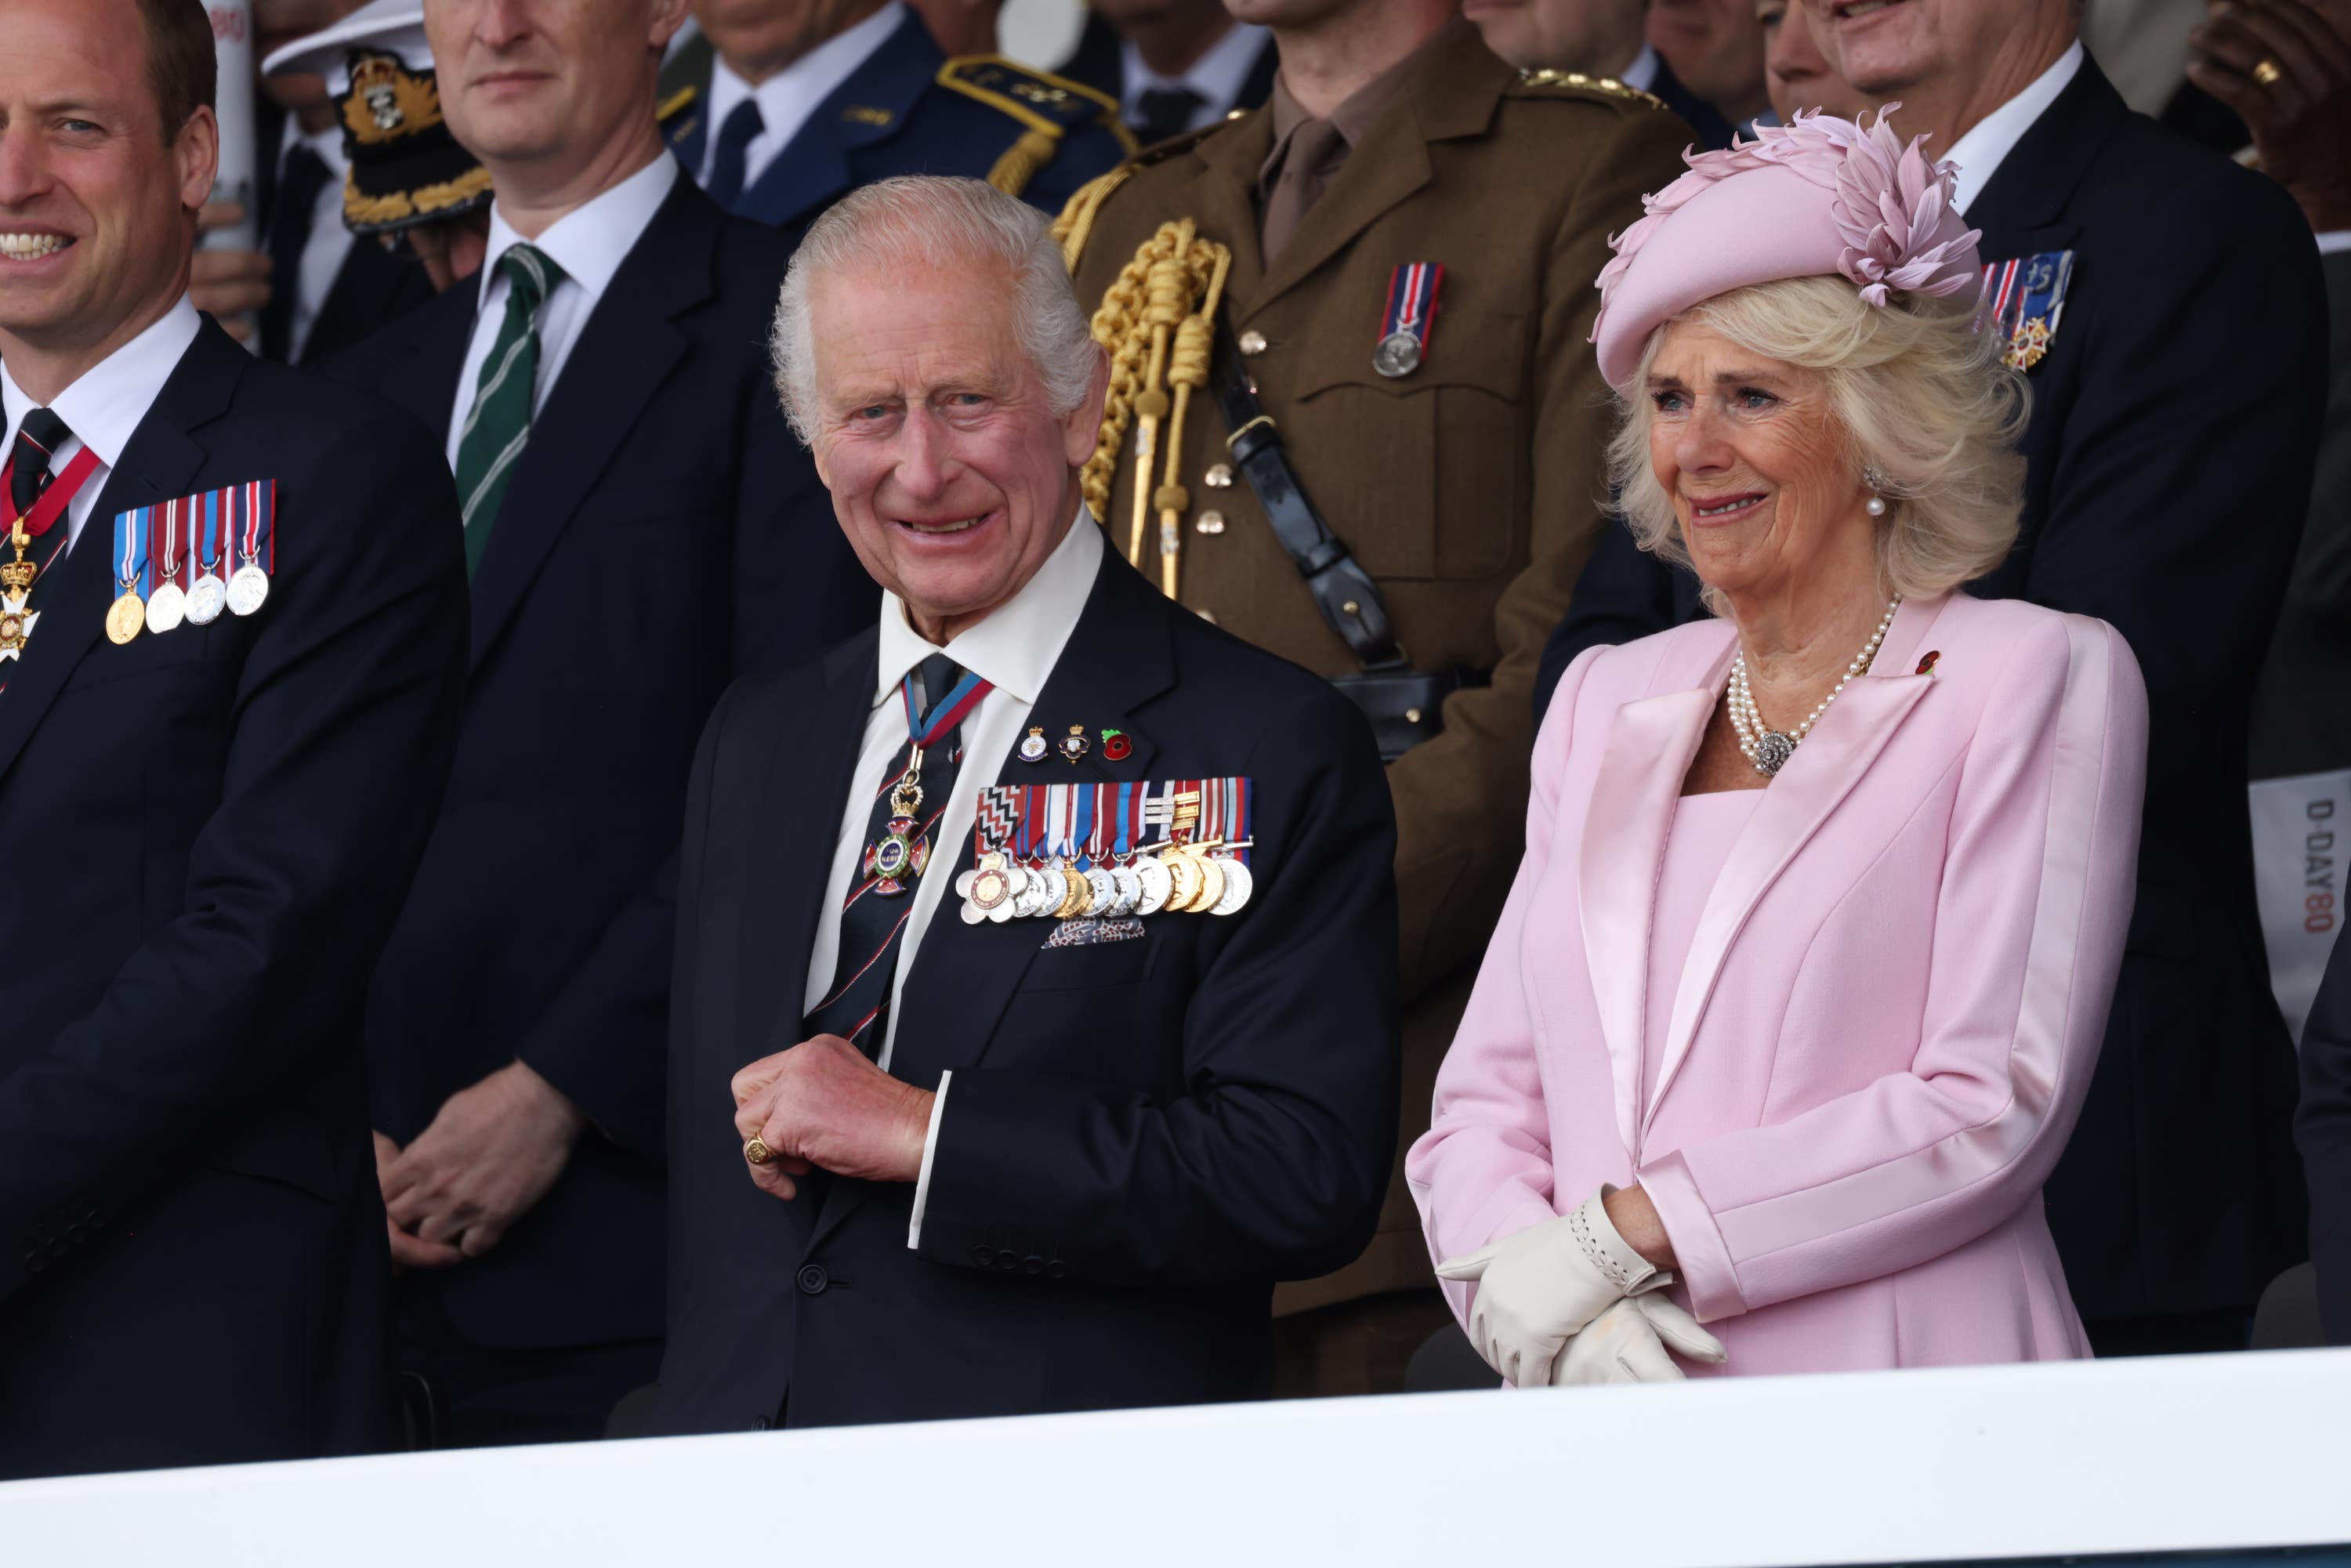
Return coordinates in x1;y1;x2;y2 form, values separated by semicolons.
1100;728;1133;762
1915;650;1941;675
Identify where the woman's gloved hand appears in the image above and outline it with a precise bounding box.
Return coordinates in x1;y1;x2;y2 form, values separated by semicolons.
1550;1294;1728;1385
1435;1189;1665;1386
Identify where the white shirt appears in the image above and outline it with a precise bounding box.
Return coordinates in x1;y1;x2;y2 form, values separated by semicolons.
805;509;1102;1244
444;153;679;470
1945;41;2084;216
1619;44;1661;94
275;114;355;364
2;298;201;555
1118;20;1271;134
702;2;907;195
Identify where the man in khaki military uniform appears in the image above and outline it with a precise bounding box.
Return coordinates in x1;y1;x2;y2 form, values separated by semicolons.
1057;0;1690;1382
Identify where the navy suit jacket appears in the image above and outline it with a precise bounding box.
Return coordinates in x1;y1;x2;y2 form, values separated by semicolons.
653;545;1400;1434
0;319;469;1478
335;174;872;1353
1533;55;2326;1320
661;13;1131;249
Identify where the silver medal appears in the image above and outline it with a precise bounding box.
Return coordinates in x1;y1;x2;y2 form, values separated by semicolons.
186;573;227;625
1107;864;1143;917
1132;853;1174;916
1084;868;1118;914
227;564;270;616
1209;856;1254;916
1373;330;1422;378
144;581;187;636
990;864;1028;923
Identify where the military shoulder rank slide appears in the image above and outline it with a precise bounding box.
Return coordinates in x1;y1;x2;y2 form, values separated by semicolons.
955;778;1255;925
107;480;276;646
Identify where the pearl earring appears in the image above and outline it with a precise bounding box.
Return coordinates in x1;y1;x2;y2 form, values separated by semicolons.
1863;465;1889;518
1866;494;1888;517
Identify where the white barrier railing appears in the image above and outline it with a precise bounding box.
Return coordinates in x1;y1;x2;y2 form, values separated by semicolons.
5;1348;2349;1566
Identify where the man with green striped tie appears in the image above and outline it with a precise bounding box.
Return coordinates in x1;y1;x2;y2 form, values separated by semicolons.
326;0;872;1449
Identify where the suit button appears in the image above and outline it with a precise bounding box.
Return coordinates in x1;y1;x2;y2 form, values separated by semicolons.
24;1253;46;1274
972;1245;994;1266
1238;329;1268;356
994;1251;1016;1270
795;1264;829;1295
1046;1261;1067;1279
1022;1255;1045;1274
752;1414;772;1431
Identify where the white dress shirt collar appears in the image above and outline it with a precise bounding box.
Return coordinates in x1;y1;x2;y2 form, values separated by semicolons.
1;297;201;549
875;505;1104;709
1619;43;1661;94
1945;40;2084;217
1118;20;1271;130
478;150;678;313
704;2;907;191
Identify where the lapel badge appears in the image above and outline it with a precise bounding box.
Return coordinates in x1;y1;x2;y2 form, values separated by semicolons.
1059;724;1090;764
1100;727;1133;762
1914;650;1940;675
1019;726;1050;763
1374;261;1444;378
841;105;894;126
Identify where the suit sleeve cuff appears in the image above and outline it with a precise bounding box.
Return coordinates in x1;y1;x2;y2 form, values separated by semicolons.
906;1070;951;1250
1638;1148;1745;1324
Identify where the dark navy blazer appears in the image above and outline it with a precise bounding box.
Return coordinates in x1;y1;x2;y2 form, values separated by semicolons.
335;173;871;1356
654;545;1400;1433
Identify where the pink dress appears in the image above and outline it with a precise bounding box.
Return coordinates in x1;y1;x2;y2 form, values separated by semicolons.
1409;594;2150;1375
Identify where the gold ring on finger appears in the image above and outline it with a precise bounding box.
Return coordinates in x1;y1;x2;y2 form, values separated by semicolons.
2255;57;2284;87
744;1136;773;1165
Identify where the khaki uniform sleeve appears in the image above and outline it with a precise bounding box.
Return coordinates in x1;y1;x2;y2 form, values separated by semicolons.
1386;107;1694;1001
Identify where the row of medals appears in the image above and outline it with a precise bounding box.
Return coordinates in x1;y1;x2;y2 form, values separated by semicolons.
106;557;270;646
956;839;1252;926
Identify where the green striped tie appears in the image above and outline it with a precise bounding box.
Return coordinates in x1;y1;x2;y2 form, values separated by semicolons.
453;243;565;576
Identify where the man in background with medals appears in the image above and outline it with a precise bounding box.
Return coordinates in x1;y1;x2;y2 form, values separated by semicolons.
0;0;469;1478
328;0;870;1448
651;176;1399;1434
1054;0;1690;1386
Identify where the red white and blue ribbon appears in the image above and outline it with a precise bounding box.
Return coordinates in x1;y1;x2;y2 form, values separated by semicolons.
1381;262;1444;356
898;666;991;751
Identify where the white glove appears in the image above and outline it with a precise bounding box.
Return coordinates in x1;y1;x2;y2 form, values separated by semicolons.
1549;1295;1728;1385
1435;1189;1665;1388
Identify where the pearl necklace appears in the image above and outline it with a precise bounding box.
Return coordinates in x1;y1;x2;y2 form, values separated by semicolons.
1727;598;1900;777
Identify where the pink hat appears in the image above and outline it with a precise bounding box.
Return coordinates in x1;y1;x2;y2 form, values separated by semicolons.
1591;107;1983;390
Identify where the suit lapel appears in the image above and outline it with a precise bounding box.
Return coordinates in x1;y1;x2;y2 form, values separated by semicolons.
1964;53;2128;250
1577;641;1726;1157
739;13;940;230
804;555;1174;1255
464;178;712;672
1641;598;1951;1139
0;324;233;788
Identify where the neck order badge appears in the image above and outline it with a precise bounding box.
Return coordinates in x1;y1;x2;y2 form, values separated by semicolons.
0;447;102;664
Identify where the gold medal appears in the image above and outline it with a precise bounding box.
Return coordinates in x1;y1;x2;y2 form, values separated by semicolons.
1163;846;1202;910
1054;858;1093;918
106;591;146;646
1185;846;1226;913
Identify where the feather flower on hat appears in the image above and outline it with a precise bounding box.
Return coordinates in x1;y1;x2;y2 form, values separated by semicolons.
1592;106;1981;346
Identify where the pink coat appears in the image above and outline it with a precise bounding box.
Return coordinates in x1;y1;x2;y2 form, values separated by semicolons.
1407;593;2149;1373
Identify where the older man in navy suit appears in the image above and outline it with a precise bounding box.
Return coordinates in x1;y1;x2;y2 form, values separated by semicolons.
654;176;1398;1432
331;0;869;1447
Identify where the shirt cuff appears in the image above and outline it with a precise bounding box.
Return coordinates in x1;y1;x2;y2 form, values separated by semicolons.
905;1070;951;1250
2317;230;2351;255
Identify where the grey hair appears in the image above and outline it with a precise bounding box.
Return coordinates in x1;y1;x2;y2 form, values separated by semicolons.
770;175;1102;447
1607;274;2030;613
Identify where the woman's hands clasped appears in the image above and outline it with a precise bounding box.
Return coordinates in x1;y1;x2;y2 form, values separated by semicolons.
1436;1190;1726;1386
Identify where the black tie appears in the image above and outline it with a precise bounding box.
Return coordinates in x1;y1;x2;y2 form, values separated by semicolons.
1134;85;1204;147
706;99;765;212
804;654;977;1054
260;143;332;364
9;407;69;522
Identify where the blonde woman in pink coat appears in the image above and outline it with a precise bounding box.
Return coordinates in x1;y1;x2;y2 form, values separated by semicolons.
1407;111;2150;1387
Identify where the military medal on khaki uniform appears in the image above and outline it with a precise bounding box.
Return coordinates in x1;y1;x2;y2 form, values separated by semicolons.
144;496;189;636
105;505;151;646
0;444;100;664
1374;262;1444;378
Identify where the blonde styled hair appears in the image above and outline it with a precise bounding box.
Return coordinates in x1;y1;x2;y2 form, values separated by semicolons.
1607;275;2030;610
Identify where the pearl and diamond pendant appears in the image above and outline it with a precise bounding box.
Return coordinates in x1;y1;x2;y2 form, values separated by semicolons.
1728;598;1900;777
